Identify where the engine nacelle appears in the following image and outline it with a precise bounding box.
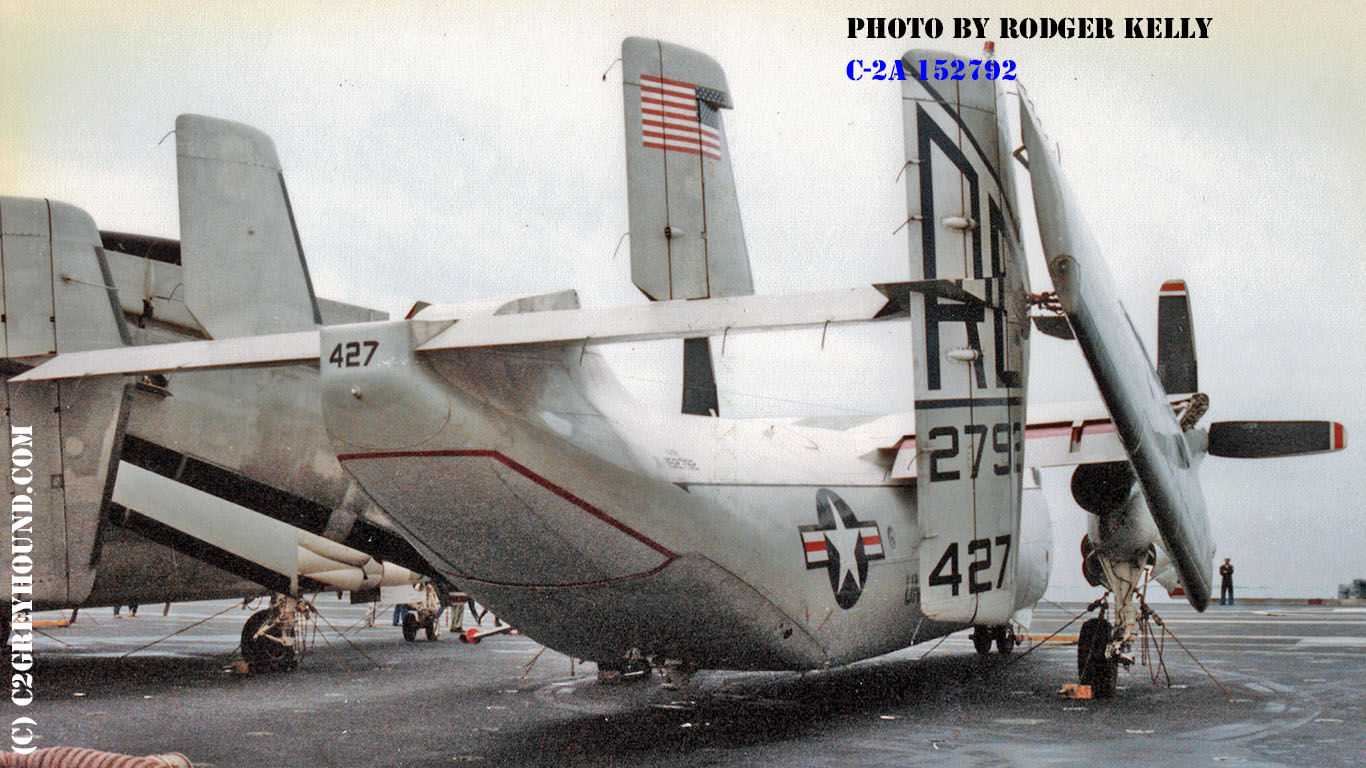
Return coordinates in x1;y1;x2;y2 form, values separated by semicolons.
1073;461;1163;565
1069;461;1133;515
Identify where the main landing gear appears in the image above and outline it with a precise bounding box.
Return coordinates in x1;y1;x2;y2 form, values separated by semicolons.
398;581;446;643
971;625;1017;656
241;595;299;673
595;656;651;685
594;650;687;688
401;608;441;642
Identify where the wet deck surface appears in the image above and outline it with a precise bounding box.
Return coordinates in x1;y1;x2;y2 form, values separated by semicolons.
20;600;1366;767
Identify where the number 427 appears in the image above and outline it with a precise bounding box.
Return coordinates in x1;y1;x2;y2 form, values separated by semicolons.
328;340;378;368
927;535;1011;595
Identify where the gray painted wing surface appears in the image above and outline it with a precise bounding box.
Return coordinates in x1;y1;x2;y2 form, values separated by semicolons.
1020;92;1213;609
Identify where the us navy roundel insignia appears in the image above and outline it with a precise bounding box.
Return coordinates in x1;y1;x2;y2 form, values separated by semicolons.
799;488;886;609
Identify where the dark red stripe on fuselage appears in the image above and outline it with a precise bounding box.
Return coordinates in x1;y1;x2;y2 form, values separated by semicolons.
336;449;676;558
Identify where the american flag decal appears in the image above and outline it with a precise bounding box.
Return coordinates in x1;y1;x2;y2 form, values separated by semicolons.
639;74;723;161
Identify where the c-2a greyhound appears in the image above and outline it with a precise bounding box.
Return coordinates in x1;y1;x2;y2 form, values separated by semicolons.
20;39;1345;694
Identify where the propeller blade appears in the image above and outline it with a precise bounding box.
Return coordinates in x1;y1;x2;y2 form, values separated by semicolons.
1207;420;1345;458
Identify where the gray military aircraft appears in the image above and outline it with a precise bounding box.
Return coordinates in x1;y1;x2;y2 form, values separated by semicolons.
2;117;444;671
16;39;1344;694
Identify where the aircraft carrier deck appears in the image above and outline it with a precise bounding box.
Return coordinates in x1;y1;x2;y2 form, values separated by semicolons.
20;599;1366;767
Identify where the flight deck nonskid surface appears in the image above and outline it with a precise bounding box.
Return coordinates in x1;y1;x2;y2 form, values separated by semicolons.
23;601;1366;767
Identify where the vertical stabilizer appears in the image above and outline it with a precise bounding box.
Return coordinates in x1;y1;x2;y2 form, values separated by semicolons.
176;114;322;339
900;51;1029;625
1157;280;1198;394
622;37;753;303
0;198;130;357
623;38;754;416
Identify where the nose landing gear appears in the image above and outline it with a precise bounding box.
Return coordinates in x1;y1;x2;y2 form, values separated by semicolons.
1077;614;1119;698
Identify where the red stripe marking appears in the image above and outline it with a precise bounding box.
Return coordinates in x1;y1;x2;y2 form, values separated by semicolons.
642;114;703;129
640;83;693;95
643;140;719;156
1334;422;1345;450
1023;420;1116;440
642;141;721;160
640;73;697;90
336;449;676;558
457;559;675;592
1027;421;1074;431
641;105;699;120
1026;427;1071;439
640;114;719;132
639;90;695;106
804;541;826;553
641;124;718;141
641;130;720;151
1159;280;1187;293
861;535;881;546
640;101;697;115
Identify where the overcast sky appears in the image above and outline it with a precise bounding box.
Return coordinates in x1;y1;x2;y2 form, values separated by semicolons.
2;0;1362;600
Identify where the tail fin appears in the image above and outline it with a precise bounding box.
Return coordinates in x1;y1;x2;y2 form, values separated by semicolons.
900;50;1029;625
1157;280;1197;394
622;38;755;416
0;197;130;357
2;197;132;604
176;114;322;339
621;37;753;302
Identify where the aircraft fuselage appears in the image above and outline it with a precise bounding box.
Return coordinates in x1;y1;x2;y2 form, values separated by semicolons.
322;319;1045;669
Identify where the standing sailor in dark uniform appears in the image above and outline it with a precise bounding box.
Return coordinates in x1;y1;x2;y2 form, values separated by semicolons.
1219;558;1235;605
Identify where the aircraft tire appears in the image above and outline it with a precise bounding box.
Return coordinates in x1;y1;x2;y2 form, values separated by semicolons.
424;616;439;641
401;611;420;642
996;627;1016;656
971;628;994;656
596;659;626;685
241;609;296;673
1078;617;1117;698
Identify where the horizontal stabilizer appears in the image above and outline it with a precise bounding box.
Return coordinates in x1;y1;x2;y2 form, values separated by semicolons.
15;285;907;381
418;285;900;352
1208;420;1346;458
873;278;997;310
12;330;319;381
